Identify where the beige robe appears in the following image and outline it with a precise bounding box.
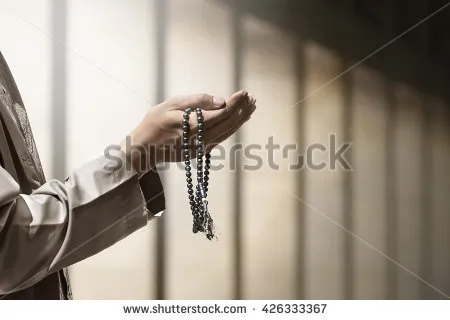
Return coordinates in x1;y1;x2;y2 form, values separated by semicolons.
0;51;165;299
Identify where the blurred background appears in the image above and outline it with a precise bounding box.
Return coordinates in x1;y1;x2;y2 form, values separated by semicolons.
0;0;449;300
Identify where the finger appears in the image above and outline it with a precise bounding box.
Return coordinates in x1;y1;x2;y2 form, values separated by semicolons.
168;93;226;111
201;90;248;128
183;90;249;135
210;95;255;140
205;100;256;152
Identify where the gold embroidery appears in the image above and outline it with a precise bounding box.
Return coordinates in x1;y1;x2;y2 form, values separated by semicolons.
13;103;44;180
13;103;34;154
0;82;45;182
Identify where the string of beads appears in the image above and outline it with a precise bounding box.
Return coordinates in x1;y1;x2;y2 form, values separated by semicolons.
183;107;215;240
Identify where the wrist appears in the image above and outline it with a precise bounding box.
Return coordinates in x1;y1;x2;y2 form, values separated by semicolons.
120;135;158;176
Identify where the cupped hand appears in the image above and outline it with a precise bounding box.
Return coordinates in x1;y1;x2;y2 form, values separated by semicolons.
122;90;256;174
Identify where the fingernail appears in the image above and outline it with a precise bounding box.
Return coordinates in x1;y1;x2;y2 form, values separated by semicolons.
242;90;248;97
213;96;225;107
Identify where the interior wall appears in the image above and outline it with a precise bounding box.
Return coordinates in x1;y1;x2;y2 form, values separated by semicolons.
393;85;423;299
303;42;346;299
352;67;388;299
429;100;450;299
241;15;298;299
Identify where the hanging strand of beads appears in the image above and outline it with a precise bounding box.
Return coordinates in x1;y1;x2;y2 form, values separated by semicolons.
183;107;216;240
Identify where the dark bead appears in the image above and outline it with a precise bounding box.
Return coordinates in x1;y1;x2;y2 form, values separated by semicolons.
187;183;193;189
196;107;202;113
186;177;192;183
197;151;203;157
188;189;193;195
205;153;211;159
205;187;208;192
190;200;196;206
186;171;192;178
198;123;204;129
182;119;189;125
182;124;189;131
185;160;190;165
183;113;189;119
204;176;209;182
198;128;204;135
183;132;189;138
196;185;200;190
183;142;189;149
204;170;209;176
197;115;204;121
185;107;192;112
184;150;190;156
204;192;207;198
185;165;191;171
205;158;211;165
184;154;190;160
197;134;203;141
189;194;194;201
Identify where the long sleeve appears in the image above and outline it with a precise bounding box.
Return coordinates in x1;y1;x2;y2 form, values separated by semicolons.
0;148;165;296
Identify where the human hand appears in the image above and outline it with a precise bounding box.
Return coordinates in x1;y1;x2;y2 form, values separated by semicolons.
122;90;256;174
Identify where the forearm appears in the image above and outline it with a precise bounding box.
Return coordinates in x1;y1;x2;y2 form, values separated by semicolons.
0;149;164;295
